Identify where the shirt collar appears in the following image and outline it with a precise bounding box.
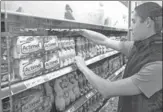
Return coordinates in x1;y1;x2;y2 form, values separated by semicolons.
134;33;162;50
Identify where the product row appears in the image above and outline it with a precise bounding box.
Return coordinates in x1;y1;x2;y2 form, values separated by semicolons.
2;71;93;112
75;93;105;112
1;34;122;87
2;54;124;112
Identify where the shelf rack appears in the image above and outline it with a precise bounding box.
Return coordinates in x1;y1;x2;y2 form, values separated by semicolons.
64;65;126;112
1;9;127;112
1;51;120;99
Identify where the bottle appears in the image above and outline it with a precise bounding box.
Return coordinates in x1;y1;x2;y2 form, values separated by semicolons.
83;75;90;92
62;76;70;107
78;73;85;95
67;74;76;103
69;73;80;100
44;51;60;73
44;36;58;54
44;82;54;103
58;38;64;68
54;78;66;111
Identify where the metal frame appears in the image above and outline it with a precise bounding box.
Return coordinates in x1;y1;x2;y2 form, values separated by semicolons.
0;19;2;112
0;2;128;111
128;1;132;40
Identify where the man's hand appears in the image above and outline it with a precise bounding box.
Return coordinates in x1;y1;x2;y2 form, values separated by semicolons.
74;56;87;71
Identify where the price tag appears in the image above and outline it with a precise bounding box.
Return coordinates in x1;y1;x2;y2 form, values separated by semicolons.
100;54;105;60
47;71;61;80
86;92;94;99
67;106;75;112
110;51;114;55
24;77;44;89
43;75;49;82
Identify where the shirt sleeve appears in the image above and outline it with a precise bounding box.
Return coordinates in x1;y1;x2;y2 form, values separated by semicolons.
119;41;134;57
131;61;162;98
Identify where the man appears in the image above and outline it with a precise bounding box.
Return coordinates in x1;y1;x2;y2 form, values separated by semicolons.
74;2;162;112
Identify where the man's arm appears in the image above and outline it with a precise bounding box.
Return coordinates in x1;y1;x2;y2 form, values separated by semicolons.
79;29;134;56
80;65;141;98
79;29;122;51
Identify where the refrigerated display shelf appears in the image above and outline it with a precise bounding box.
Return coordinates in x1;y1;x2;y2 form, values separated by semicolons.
1;10;127;33
99;97;119;112
64;65;125;112
64;89;98;112
107;65;125;81
99;66;125;112
1;51;119;99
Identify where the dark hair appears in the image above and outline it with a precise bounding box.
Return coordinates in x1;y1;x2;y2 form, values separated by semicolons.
134;2;162;33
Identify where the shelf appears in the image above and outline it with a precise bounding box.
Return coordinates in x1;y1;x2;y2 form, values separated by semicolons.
64;65;125;112
98;99;111;112
107;65;125;81
99;65;126;112
64;89;98;112
86;51;119;65
1;10;127;33
1;51;119;99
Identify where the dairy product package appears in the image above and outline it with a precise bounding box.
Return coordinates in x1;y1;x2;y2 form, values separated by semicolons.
1;60;8;75
12;36;43;59
53;78;66;111
42;96;53;112
61;76;70;106
103;60;109;78
68;73;80;100
44;36;58;53
1;61;8;84
55;94;66;111
2;98;10;112
13;57;44;80
44;82;54;103
1;39;8;81
44;51;60;73
13;87;44;112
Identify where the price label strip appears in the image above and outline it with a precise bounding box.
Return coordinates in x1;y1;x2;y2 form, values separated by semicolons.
66;106;75;112
46;70;61;81
24;77;44;89
86;91;94;99
99;54;106;60
115;66;125;76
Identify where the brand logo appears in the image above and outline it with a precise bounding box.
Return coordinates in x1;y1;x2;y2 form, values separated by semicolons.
21;40;42;54
45;59;59;69
44;42;57;51
24;60;43;76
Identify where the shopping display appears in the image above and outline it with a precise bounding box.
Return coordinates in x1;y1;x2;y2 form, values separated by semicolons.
1;9;127;112
99;97;119;112
2;83;54;112
76;93;105;112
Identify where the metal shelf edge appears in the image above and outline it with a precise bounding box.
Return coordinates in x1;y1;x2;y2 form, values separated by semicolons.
65;89;97;112
65;65;125;112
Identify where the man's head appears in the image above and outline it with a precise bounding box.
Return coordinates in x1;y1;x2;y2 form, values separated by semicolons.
131;2;162;41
